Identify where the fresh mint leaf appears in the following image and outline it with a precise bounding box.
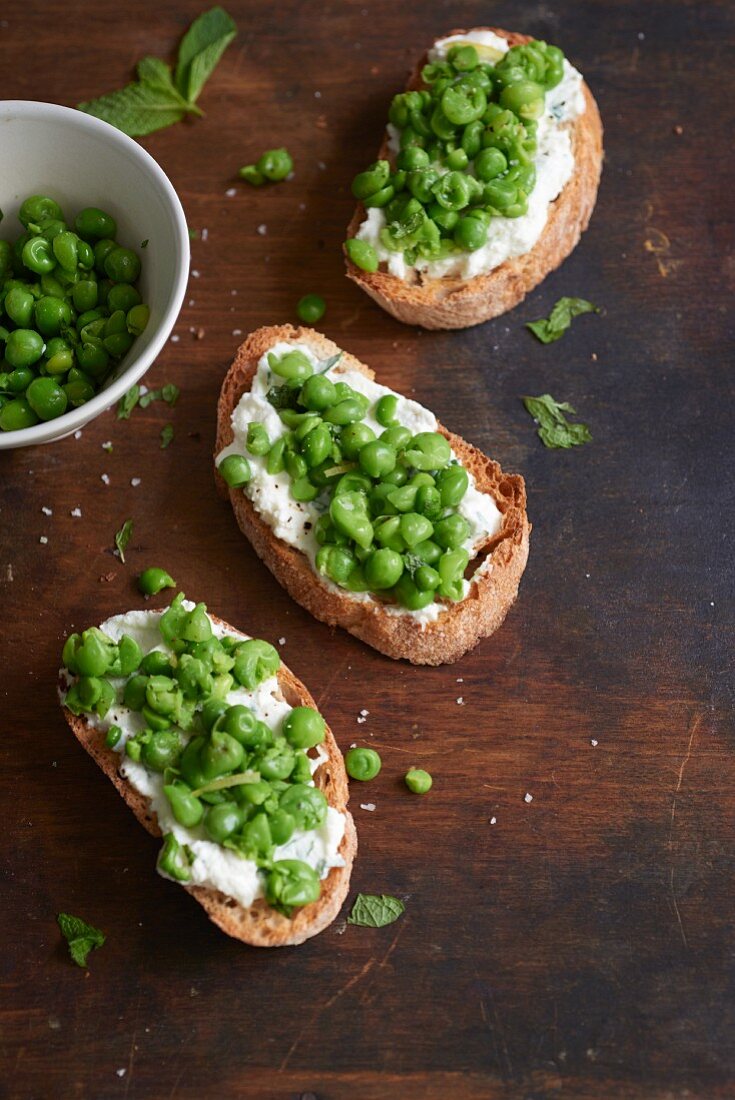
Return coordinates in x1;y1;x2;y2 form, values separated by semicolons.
139;383;180;410
526;297;599;344
522;393;592;449
117;385;140;419
160;424;174;449
57;912;105;968
114;518;134;563
175;6;237;104
266;384;300;411
77;80;190;138
161;383;180;406
347;893;405;928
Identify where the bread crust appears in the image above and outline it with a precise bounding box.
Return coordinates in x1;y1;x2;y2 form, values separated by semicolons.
60;610;356;948
215;325;531;665
344;27;604;330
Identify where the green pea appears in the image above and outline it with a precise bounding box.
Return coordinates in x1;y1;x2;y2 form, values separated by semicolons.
330;491;373;549
103;332;133;358
387;484;417;513
138;567;176;596
105;724;123;749
51;230;78;272
380;425;412;451
500;79;545;120
382;465;409;487
93;238;117;273
244;422;269;456
281;705;325;750
0;397;38;433
140;650;174;676
359;439;396;478
107;283;140;313
5;328;44;369
266;436;287;474
19;195;63;228
323;397;364;426
403;431;452;471
5;366;33;393
345;746;382;781
63;378;94;407
201;730;245;780
116;634;142;676
232;638;280;690
126;304;149;336
269;808;296;845
441;84;486;125
279;784;327;830
374;394;398;428
374;515;403;548
396;146;430;171
75;341;109;376
445;147;469;171
414;564;441;591
269;349;313;381
104;246;140;283
344;238;379;273
164;783;204;828
436;464;470;507
0;240;12;279
256;147;293;181
266;860;320;910
204;800;243;843
316;544;356;585
433;514;471;549
352;160;390;200
461;119;485;159
235;779;272;807
145;674;181;717
5;286;34;327
259;739;295;781
218;453;252;488
399;512;434;548
158;834;192;882
296;294;326;324
453;214;489;251
142;729;183;772
438;547;470;582
432;170;471;211
75;206;117;240
22;236;55;275
26;377;68;421
77;240;95;270
394;573;435;611
71;280;98;313
290;476;317;502
301;423;332;468
238;165;265;186
365;547;404;589
406;167;440;205
239;812;273;856
104;309;127;337
299;373;337;411
448;43;478;71
405;767;432;794
340;422;375;458
285;450;307;480
35;295;71;336
415;484;442;519
474;147;508;182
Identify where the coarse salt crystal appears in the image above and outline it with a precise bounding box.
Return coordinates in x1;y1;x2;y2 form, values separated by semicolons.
360;803;376;812
39;536;48;544
70;508;82;518
191;270;200;278
490;816;497;825
456;696;464;705
524;793;533;803
356;716;366;724
314;90;321;98
278;637;286;645
257;224;267;236
232;329;242;336
101;474;110;485
590;739;598;747
225;187;237;197
131;478;141;487
171;334;180;343
201;228;209;241
360;709;369;717
116;1069;126;1078
41;506;52;516
102;441;112;452
74;430;82;439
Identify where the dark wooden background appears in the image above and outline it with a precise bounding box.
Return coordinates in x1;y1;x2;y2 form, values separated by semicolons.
1;1;733;1097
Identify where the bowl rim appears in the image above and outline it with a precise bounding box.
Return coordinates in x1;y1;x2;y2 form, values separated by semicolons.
0;99;190;450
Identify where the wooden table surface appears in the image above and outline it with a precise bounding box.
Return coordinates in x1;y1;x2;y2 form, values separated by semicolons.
1;1;733;1097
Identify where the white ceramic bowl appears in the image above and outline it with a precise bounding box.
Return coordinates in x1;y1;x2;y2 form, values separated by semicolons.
0;100;189;449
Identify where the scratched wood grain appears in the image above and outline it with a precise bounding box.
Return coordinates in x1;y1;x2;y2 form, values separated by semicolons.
0;0;734;1097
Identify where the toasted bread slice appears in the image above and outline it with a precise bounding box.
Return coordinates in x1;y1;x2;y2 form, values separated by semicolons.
60;610;357;948
216;325;530;665
345;27;603;330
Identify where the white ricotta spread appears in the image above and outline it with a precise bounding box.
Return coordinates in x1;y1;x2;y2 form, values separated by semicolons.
354;28;586;281
84;605;346;909
217;341;502;626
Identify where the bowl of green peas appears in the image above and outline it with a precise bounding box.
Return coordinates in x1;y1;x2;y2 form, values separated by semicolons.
0;100;190;447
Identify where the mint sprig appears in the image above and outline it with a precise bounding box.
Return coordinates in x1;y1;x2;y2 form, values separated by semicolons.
526;297;599;344
57;913;105;968
347;893;405;928
78;8;236;137
522;394;592;449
